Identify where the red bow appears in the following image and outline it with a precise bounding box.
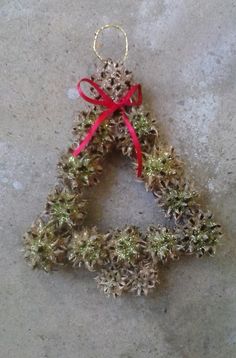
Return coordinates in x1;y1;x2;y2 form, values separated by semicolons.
72;78;143;177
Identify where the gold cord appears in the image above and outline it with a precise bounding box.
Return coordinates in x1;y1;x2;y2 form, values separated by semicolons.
93;24;128;63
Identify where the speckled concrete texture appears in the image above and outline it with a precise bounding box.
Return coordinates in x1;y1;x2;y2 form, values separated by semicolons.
0;1;236;357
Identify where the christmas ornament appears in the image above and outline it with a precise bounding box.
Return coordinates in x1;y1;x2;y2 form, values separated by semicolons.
24;24;222;296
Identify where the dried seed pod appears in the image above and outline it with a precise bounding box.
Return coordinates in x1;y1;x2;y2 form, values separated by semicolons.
73;110;98;139
108;226;142;264
143;147;181;191
128;262;159;296
131;109;156;138
24;220;69;271
145;226;178;262
73;109;114;154
177;210;222;257
96;261;159;297
23;59;222;297
46;190;87;229
91;60;133;102
58;151;103;189
95;266;129;297
68;228;109;270
154;180;199;222
116;107;158;156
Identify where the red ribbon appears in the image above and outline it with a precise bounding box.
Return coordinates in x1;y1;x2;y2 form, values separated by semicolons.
72;78;143;177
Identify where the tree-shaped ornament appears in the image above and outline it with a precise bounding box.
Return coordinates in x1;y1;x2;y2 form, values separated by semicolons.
24;25;222;297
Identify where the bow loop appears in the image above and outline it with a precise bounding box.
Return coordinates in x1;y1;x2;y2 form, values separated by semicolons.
77;78;113;107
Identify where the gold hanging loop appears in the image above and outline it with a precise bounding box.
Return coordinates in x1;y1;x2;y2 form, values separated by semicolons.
93;24;128;63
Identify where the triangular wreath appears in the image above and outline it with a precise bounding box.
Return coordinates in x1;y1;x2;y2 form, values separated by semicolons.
24;60;222;296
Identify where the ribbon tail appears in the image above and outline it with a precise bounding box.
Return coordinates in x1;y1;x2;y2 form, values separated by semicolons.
121;110;143;177
72;108;114;157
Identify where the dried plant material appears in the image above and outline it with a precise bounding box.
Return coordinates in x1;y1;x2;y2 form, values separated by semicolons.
117;108;158;156
58;152;103;189
109;226;142;263
143;147;181;190
96;262;159;297
145;226;177;262
129;263;159;296
23;60;222;296
24;220;69;271
73;109;114;154
95;266;129;297
68;228;108;270
177;210;222;257
46;191;87;229
91;61;133;102
154;180;199;222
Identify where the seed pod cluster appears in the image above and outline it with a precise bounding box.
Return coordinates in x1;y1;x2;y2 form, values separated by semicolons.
24;60;222;296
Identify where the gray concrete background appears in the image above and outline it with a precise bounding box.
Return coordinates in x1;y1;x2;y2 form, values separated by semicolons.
0;1;236;357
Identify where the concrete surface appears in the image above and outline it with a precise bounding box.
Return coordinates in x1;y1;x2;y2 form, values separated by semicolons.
1;0;236;357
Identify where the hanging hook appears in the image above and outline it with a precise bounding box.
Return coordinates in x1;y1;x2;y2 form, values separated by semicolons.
93;24;128;63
